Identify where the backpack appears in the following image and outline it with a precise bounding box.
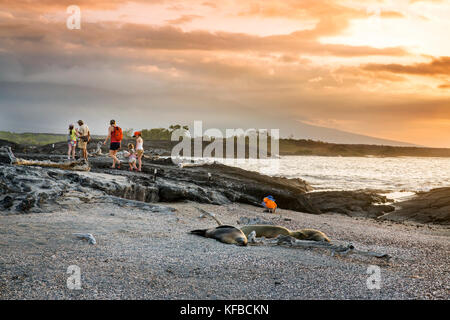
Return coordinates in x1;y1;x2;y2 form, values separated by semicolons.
112;126;123;142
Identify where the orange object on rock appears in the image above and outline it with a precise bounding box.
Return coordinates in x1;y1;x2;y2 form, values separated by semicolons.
263;197;277;210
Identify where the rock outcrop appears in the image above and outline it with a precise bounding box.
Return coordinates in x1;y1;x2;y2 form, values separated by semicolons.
379;188;450;224
88;157;319;213
2;144;446;224
0;164;174;214
306;191;395;218
0;147;318;214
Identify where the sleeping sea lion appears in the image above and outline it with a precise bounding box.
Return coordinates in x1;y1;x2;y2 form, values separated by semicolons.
239;225;331;242
190;225;248;246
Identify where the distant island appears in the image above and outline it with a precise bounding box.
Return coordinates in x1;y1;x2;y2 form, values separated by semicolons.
278;139;450;157
1;130;450;158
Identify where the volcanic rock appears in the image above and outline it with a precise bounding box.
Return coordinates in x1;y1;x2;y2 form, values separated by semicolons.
379;188;450;224
306;190;395;218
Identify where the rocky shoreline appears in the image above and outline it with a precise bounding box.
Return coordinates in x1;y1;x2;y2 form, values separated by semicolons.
1;142;449;225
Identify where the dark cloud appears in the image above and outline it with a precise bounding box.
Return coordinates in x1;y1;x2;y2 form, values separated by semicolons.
363;57;450;76
0;18;408;57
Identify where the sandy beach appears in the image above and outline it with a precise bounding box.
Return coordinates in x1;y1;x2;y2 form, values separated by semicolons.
1;201;448;300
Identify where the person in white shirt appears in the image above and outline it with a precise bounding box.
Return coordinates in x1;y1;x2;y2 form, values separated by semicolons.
76;120;90;160
133;131;144;172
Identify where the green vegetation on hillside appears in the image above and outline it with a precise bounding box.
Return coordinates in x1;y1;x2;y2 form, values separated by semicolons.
0;131;67;146
140;125;190;140
0;131;106;146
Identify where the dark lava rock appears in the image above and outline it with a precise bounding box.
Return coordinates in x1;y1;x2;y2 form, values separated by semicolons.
380;188;450;224
21;183;32;193
37;192;49;205
17;196;36;212
306;190;395;218
87;157;319;213
1;150;320;214
1;195;14;209
0;163;177;215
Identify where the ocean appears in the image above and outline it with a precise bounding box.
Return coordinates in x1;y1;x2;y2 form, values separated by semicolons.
196;155;450;201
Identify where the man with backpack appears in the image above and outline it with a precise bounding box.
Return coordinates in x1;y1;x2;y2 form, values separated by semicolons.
77;120;90;161
103;119;123;169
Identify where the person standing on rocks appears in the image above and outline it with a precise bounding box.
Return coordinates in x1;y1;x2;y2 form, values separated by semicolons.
76;120;90;161
67;124;77;160
103;119;123;169
133;131;144;172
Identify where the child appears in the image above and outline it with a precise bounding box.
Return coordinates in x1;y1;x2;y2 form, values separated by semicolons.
133;131;144;172
125;143;138;171
67;124;77;160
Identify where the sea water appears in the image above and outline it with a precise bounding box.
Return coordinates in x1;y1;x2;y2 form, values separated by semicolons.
184;155;450;201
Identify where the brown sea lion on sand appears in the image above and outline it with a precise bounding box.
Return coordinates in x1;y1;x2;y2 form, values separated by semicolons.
190;225;248;246
239;225;331;242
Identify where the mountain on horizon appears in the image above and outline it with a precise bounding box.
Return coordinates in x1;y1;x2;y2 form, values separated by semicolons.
0;120;422;148
283;121;420;147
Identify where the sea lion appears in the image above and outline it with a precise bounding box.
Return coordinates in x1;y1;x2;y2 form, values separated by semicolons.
190;225;248;246
239;225;331;242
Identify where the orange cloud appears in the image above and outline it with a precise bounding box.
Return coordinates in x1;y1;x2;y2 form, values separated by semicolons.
0;0;449;147
166;14;203;25
0;0;160;11
237;0;367;39
380;11;405;18
0;17;408;58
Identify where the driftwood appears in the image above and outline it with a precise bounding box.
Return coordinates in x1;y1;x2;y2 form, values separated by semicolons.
178;162;210;168
0;146;17;164
14;158;91;171
197;207;223;226
249;234;391;261
0;146;90;171
73;233;97;245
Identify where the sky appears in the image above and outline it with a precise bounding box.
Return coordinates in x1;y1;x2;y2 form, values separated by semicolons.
0;0;449;147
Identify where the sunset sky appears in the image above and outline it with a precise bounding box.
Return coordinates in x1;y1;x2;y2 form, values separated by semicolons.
0;0;449;147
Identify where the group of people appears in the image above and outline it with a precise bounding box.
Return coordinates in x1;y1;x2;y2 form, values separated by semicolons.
67;119;144;172
68;120;278;212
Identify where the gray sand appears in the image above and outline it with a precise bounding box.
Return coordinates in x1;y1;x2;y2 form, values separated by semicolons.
0;202;449;299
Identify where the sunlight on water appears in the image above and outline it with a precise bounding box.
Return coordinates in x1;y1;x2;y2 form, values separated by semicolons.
223;156;450;194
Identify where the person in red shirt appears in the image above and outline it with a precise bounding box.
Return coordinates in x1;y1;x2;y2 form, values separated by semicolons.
103;119;122;169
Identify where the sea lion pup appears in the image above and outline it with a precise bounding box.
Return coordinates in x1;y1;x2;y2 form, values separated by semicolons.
239;225;331;243
190;225;248;246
